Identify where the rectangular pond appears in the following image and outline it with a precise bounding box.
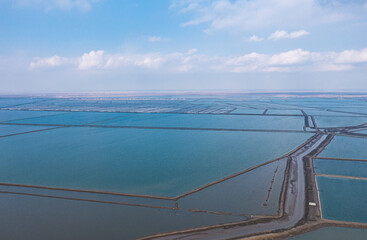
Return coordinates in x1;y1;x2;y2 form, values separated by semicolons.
319;136;367;159
314;159;367;178
314;116;367;128
93;113;306;131
0;192;244;240
8;112;130;125
317;176;367;223
0;127;311;197
0;110;61;122
179;159;287;216
0;125;53;137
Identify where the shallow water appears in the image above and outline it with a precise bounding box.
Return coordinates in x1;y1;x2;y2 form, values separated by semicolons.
0;127;310;197
319;136;367;159
314;116;367;128
8;111;129;125
0;125;52;137
317;176;367;223
94;113;306;131
266;109;303;115
0;192;244;240
314;159;367;178
179;159;287;216
0;98;44;108
0;110;59;122
230;108;264;114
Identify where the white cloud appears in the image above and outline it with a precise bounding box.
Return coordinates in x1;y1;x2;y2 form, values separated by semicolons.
15;0;99;11
334;48;367;63
29;56;69;70
268;30;309;41
247;35;264;42
78;50;105;69
28;47;367;73
187;48;198;55
148;36;169;42
172;0;366;32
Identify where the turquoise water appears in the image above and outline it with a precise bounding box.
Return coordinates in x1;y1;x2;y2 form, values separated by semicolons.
0;110;59;122
230;108;264;114
266;109;303;115
179;159;287;216
94;113;306;131
314;116;367;128
9;112;129;125
0;193;244;240
0;127;311;197
0;185;176;209
287;227;367;240
0;125;51;137
0;98;44;108
319;136;367;159
317;176;367;223
314;159;367;178
304;110;357;116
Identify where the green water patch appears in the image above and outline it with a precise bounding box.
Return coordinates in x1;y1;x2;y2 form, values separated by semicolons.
0;192;244;240
0;127;311;197
0;125;52;137
314;116;367;128
95;113;306;131
179;159;287;216
319;136;367;159
317;176;367;223
0;110;60;122
287;227;367;240
8;112;130;125
314;159;367;178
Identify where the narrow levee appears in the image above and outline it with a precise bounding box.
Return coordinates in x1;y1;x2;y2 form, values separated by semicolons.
140;134;331;240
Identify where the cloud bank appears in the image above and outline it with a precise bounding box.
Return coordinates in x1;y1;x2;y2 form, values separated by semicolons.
268;30;309;41
28;47;367;73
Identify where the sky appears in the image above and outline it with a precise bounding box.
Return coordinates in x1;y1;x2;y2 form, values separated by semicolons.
1;0;367;93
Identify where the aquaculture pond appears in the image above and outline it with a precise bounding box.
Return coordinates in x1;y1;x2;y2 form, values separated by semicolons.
314;116;367;128
0;192;244;240
93;113;307;131
319;136;367;159
7;111;130;125
265;109;303;115
314;159;367;178
0;125;52;137
0;110;59;122
0;126;311;197
179;159;287;216
317;176;367;223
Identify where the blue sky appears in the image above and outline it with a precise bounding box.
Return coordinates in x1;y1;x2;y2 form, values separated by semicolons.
1;0;367;93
